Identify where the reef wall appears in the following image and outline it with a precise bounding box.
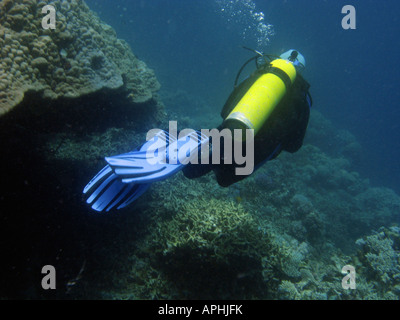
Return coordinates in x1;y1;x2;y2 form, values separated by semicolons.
0;0;166;299
0;0;162;116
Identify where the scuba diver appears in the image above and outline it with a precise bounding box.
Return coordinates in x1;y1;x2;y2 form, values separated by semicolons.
83;49;312;212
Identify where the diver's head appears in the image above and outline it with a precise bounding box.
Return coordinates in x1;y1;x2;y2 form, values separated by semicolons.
280;49;306;72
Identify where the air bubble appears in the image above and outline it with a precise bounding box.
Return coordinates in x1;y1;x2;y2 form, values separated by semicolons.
216;0;274;49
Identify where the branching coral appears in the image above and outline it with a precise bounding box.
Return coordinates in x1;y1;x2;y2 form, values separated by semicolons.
108;175;282;299
356;227;400;292
145;195;279;298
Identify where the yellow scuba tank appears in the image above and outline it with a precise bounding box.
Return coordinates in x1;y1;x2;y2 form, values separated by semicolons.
223;59;297;138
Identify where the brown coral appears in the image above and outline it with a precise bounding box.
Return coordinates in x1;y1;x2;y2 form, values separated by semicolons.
0;0;160;116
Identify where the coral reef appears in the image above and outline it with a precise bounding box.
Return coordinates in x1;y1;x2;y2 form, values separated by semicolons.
260;143;398;249
355;227;400;298
0;0;166;300
104;176;282;299
355;188;400;228
306;110;362;166
89;157;399;299
0;0;161;116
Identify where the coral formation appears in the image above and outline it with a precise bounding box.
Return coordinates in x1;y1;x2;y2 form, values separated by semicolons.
306;110;362;165
89;154;399;299
355;227;400;298
112;176;282;299
0;0;160;116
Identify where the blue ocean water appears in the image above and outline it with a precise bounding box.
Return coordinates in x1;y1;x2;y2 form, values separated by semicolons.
85;0;400;194
1;0;399;301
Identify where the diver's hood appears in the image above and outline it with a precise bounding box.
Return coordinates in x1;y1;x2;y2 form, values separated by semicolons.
280;49;306;72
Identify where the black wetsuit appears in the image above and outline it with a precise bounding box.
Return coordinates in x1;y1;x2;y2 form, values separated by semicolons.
183;64;312;187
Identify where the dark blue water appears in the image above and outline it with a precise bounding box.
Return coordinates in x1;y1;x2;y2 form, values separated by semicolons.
85;0;400;194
